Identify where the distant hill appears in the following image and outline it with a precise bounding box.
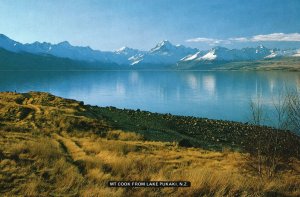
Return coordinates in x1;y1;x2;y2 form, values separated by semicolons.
214;57;300;71
0;48;118;70
176;56;300;71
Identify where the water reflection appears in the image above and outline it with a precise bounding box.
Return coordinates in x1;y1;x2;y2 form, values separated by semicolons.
0;70;299;125
202;75;216;96
129;71;139;85
186;74;198;90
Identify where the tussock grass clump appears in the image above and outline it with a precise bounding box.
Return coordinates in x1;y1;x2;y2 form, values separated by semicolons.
86;168;112;184
74;156;104;174
0;132;84;196
20;177;42;197
80;138;139;156
80;186;124;197
28;138;62;161
106;130;144;141
7;137;62;165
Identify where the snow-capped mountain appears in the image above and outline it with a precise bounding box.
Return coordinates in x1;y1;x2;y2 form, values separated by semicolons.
115;46;141;56
0;33;300;69
177;45;300;69
293;49;300;57
265;48;300;59
131;40;198;65
0;34;110;62
181;45;272;63
114;47;146;65
0;34;143;64
24;41;113;62
180;50;208;61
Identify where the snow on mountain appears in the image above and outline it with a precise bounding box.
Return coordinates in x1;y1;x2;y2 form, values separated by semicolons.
0;34;143;64
150;40;175;54
44;41;108;62
264;48;300;59
115;46;141;56
0;34;151;65
113;47;146;65
265;53;276;58
1;33;300;67
180;45;275;63
181;51;208;61
131;40;198;65
293;49;300;57
200;50;217;60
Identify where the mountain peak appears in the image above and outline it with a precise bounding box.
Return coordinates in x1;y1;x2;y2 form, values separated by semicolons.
160;40;171;45
115;46;141;57
57;41;71;47
0;34;20;52
157;40;174;48
258;44;267;49
117;46;127;51
0;34;11;41
116;46;131;53
29;41;51;48
150;40;176;53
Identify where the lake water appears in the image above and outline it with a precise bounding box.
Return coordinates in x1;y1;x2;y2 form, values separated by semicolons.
0;70;299;126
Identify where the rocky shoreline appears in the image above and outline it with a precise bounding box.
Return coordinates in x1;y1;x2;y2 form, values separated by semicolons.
1;91;300;159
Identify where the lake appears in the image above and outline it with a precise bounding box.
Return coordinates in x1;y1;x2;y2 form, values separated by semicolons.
0;70;299;126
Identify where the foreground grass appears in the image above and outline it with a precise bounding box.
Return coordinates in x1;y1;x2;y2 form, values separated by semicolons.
1;131;299;196
1;91;299;156
1;91;300;196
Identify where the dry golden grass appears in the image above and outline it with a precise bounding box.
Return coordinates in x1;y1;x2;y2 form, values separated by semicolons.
2;91;300;196
106;130;144;141
1;130;300;196
0;92;110;134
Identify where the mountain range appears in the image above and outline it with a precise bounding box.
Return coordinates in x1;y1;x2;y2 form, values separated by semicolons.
0;33;300;70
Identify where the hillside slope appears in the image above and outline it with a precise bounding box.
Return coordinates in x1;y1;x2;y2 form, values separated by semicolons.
1;92;300;196
0;91;299;156
0;48;118;70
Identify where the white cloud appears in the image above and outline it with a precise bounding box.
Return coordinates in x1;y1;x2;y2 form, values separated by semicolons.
185;37;230;45
186;33;300;45
229;37;249;42
251;33;300;42
186;37;220;43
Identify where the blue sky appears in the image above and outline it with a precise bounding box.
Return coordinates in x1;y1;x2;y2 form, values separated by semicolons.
0;0;300;51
